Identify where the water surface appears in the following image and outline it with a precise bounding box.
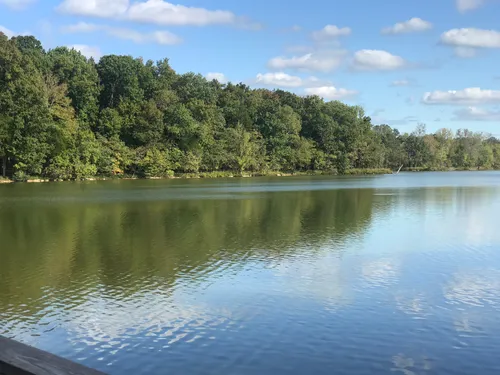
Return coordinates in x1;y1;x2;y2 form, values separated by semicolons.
1;172;500;374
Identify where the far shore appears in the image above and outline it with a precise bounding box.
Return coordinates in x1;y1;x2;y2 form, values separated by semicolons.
1;167;498;184
1;168;390;183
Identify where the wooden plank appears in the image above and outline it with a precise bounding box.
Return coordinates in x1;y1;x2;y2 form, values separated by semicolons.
0;336;106;375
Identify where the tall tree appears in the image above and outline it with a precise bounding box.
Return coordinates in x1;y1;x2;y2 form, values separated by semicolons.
48;47;100;125
0;34;51;178
97;55;144;109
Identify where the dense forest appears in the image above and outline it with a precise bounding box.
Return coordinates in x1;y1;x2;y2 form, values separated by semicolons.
1;33;499;181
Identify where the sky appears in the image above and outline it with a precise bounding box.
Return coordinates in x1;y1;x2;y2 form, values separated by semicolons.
1;0;500;135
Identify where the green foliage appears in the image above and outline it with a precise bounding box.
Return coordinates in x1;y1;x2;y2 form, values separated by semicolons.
48;47;100;125
1;34;499;181
224;125;265;172
136;147;178;178
173;72;218;104
0;35;52;176
96;136;133;176
97;55;144;108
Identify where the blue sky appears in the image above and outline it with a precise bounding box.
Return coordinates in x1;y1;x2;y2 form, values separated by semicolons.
1;0;500;135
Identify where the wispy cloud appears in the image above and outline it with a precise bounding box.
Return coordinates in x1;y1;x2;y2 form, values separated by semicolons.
453;106;500;121
255;72;329;88
382;17;432;35
0;24;30;38
0;25;15;38
304;86;358;100
0;0;37;10
441;28;500;58
423;88;500;105
352;50;408;71
311;25;351;41
456;0;488;13
205;72;228;83
268;50;347;73
69;44;103;60
61;22;182;45
57;0;260;29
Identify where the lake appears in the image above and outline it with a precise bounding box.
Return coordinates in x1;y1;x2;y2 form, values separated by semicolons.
1;172;500;375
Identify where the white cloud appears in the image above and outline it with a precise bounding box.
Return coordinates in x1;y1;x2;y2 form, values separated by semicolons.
256;72;303;87
444;270;500;307
361;259;400;288
382;17;432;35
441;28;500;48
62;22;182;45
304;86;358;100
453;106;500;121
0;0;36;10
352;50;407;71
312;25;351;41
456;0;486;13
127;0;235;26
255;72;325;88
58;0;129;17
423;88;500;105
268;50;347;72
0;25;14;38
0;25;29;38
57;0;251;27
45;286;235;352
205;72;228;83
69;44;103;60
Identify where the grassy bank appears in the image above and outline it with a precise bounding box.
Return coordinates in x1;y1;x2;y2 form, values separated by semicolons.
343;168;393;175
0;168;394;183
8;167;500;184
174;170;333;179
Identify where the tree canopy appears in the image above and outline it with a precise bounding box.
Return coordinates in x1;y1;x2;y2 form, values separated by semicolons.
1;33;499;180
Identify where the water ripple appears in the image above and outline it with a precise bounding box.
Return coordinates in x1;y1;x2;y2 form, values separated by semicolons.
2;174;500;374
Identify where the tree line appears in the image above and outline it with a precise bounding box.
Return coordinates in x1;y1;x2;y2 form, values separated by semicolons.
1;34;499;181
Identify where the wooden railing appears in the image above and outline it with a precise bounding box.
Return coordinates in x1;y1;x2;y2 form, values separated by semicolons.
0;336;106;375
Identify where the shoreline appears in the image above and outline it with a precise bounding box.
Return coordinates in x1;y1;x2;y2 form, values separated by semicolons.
0;168;392;184
1;167;497;184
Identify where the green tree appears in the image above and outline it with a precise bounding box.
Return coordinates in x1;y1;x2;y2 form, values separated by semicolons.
403;124;432;168
48;47;100;125
1;33;500;180
225;125;265;172
373;125;405;170
97;55;144;108
172;72;217;104
0;34;52;177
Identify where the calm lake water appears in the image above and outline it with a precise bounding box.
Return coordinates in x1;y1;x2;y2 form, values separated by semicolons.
1;172;500;375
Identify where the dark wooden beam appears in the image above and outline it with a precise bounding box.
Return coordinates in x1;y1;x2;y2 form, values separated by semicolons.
0;336;106;375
